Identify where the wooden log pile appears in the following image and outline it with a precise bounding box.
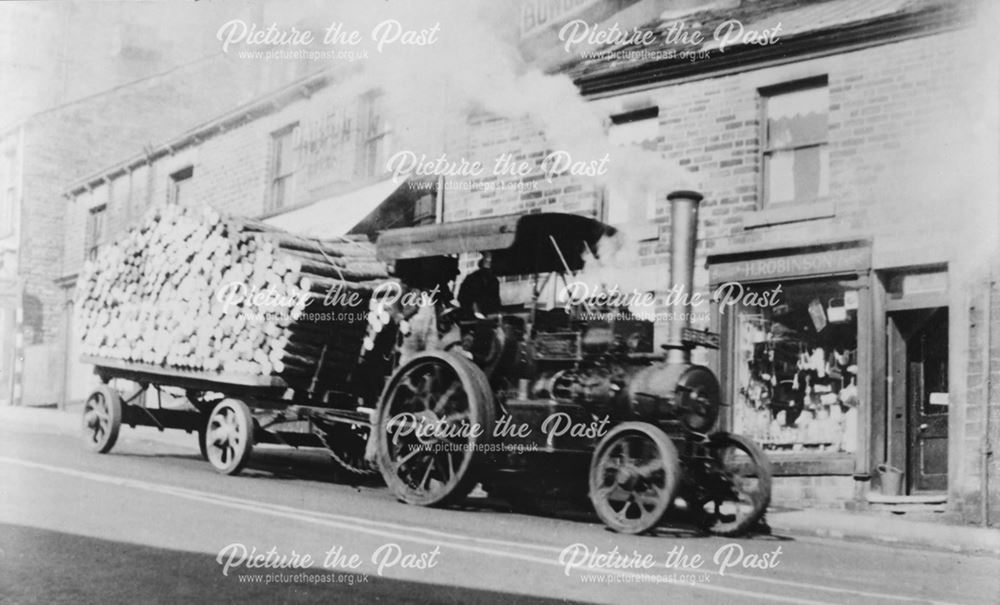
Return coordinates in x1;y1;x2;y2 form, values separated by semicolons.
76;205;395;391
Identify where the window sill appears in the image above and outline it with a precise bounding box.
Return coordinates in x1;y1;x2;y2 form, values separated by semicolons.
743;201;835;229
766;452;855;476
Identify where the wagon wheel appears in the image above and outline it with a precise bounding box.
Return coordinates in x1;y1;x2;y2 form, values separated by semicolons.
204;399;254;475
82;385;122;453
196;422;209;461
187;391;221;461
695;432;772;537
374;351;494;506
589;422;680;534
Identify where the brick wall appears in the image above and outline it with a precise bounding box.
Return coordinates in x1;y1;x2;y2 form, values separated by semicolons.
442;114;604;222
963;266;1000;526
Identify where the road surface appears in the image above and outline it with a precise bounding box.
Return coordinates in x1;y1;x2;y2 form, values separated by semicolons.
1;411;998;604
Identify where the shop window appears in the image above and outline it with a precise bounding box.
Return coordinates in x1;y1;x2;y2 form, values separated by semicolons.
358;92;389;179
169;166;193;206
730;278;860;453
269;124;298;211
760;78;829;207
86;204;107;261
605;107;659;239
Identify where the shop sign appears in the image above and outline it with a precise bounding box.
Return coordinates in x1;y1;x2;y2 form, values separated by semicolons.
682;327;720;350
709;247;870;284
297;107;358;192
520;0;601;38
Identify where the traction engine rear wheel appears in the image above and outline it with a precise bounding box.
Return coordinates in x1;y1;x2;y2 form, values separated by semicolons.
589;422;681;534
374;351;494;507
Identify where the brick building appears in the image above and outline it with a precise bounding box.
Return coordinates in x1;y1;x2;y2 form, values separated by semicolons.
0;55;278;407
442;0;997;521
57;0;998;522
60;68;444;404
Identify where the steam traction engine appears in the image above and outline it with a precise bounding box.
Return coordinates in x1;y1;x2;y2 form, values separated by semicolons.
371;191;772;536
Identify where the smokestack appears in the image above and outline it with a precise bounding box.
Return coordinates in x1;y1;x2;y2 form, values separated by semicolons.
665;190;703;364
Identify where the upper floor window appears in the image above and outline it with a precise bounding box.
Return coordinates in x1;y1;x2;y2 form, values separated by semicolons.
169;166;194;206
86;204;107;261
761;78;829;207
358;92;389;179
269;124;298;211
605;106;660;240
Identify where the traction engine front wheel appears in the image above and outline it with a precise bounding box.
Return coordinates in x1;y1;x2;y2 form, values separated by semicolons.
589;422;681;534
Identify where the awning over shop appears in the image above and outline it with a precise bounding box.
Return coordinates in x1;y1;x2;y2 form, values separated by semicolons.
264;177;432;239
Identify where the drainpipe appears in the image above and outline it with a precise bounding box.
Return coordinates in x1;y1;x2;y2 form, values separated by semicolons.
664;190;703;365
983;277;993;527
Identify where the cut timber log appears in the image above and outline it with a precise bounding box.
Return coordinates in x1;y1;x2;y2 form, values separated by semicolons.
76;205;398;387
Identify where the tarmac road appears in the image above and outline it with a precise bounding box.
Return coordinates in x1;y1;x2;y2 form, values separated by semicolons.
1;408;998;604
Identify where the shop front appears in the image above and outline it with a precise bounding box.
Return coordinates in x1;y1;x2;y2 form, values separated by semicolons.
709;242;875;505
709;241;956;507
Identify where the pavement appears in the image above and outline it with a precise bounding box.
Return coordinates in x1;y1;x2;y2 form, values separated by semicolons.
6;404;1000;557
767;510;1000;556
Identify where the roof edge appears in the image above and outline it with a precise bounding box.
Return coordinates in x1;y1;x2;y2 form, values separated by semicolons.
65;67;337;197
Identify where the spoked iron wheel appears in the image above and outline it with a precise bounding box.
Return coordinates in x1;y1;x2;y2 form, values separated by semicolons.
197;421;210;461
205;399;254;475
82;385;122;453
375;351;494;507
696;432;772;537
589;422;681;534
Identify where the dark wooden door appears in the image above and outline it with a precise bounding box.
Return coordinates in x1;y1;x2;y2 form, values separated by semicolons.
906;307;949;492
887;307;949;493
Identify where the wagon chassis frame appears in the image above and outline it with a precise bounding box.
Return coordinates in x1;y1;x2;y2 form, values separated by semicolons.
82;355;374;475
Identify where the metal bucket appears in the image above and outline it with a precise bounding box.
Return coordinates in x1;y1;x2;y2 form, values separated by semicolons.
877;463;903;496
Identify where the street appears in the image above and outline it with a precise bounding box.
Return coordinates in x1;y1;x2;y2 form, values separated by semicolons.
1;411;997;604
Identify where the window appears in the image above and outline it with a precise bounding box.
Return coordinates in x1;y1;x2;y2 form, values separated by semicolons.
605;107;660;239
0;149;16;238
761;79;829;206
86;204;107;261
169;166;193;206
358;92;388;179
269;124;298;211
730;278;860;454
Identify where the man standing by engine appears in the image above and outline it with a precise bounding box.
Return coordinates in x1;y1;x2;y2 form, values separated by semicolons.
458;252;500;318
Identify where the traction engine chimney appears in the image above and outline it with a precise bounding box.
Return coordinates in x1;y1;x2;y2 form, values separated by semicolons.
664;190;703;364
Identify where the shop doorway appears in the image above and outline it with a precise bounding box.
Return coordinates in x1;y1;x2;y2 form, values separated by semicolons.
887;307;948;493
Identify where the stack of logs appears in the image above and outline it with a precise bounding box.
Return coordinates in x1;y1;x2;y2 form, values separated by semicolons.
76;204;395;391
